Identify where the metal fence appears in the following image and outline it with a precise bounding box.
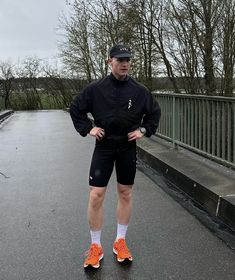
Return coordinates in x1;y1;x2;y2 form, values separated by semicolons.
153;93;235;168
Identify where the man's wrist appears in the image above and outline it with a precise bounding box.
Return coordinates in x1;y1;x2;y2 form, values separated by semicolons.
139;127;146;135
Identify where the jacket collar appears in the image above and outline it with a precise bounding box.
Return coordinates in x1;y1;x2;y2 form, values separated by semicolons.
109;72;129;83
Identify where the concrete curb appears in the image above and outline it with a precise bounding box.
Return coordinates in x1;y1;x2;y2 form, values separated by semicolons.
0;110;14;122
137;136;235;231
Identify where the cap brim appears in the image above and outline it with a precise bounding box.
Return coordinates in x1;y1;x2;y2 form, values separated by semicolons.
113;53;132;58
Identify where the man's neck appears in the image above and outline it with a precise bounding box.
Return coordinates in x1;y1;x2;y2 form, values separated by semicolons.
111;72;127;81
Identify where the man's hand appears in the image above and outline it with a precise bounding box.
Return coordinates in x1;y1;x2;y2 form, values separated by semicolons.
89;127;105;141
128;129;144;141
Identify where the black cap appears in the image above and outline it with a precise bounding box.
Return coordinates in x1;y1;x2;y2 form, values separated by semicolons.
109;44;132;58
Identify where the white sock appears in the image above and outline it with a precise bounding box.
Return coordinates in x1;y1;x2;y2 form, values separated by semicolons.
116;223;128;240
90;229;101;245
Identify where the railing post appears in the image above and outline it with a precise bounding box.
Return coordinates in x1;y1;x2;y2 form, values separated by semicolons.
0;95;3;111
233;103;235;164
172;95;176;148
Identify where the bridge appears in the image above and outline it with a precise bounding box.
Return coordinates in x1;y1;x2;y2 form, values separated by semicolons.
0;110;235;280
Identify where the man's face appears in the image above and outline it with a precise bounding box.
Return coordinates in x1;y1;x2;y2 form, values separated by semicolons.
108;57;131;80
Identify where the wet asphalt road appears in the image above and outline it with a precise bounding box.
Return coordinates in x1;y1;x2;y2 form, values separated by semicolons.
0;110;235;280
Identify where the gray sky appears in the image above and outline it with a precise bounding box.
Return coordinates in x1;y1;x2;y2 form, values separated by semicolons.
0;0;69;64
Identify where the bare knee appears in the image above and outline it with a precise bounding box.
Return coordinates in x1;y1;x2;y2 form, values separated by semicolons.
89;187;106;209
117;185;132;204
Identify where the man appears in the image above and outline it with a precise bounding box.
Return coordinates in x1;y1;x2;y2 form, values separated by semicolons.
70;44;161;269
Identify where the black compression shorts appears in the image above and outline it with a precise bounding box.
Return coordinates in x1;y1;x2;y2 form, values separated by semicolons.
89;139;137;187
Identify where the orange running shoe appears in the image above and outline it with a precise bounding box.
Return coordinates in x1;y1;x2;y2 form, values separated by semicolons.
84;243;104;269
113;238;133;262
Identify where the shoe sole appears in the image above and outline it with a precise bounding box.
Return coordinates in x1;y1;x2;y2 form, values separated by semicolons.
113;248;133;262
84;254;104;269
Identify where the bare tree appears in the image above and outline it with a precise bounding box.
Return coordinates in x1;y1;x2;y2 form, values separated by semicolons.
59;0;135;81
167;0;203;94
218;0;235;96
59;1;91;81
42;63;79;108
14;57;43;110
58;0;235;96
60;0;162;88
0;60;14;108
115;0;157;89
172;0;224;95
59;0;106;81
122;0;181;92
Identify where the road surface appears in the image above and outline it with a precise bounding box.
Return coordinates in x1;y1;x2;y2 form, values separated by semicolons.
0;110;234;280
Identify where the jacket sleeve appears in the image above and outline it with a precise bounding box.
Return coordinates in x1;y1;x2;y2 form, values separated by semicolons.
69;88;93;137
142;92;161;137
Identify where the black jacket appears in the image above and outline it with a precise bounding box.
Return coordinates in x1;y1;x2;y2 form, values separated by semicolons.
70;73;161;138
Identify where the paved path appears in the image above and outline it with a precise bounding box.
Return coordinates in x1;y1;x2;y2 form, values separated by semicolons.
0;110;234;280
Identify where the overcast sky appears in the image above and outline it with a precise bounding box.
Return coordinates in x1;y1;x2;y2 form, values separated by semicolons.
0;0;69;64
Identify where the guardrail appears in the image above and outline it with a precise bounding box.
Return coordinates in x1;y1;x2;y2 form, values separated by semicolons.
153;93;235;168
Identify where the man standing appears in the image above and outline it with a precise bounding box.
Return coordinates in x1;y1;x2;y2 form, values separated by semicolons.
70;44;161;269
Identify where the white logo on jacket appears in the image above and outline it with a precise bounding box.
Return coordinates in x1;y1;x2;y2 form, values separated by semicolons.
128;99;132;109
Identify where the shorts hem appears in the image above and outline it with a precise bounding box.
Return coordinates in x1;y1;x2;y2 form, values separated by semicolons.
117;181;134;186
89;183;108;188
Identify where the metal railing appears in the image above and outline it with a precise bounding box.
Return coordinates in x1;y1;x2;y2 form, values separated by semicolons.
153;93;235;168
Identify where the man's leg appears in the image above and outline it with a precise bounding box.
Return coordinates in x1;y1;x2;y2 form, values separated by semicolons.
87;144;114;242
84;143;114;269
115;141;136;225
113;183;133;262
84;186;106;269
88;186;106;232
116;183;133;226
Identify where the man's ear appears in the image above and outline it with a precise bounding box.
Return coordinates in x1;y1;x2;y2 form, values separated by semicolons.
107;58;112;65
